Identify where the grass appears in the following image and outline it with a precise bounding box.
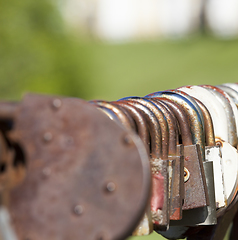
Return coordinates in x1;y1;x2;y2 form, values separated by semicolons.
83;36;238;102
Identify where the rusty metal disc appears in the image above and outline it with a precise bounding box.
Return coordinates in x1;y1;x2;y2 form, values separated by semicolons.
7;94;151;240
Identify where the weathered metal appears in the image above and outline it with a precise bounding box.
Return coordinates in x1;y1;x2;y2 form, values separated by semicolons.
147;91;205;161
113;101;150;154
148;98;184;221
180;85;238;209
191;98;217;225
117;98;169;230
217;85;238;107
201;85;238;148
4;94;151;240
179;85;229;143
147;95;209;211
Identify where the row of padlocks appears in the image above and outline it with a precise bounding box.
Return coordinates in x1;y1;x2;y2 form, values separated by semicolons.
1;84;238;240
90;83;238;239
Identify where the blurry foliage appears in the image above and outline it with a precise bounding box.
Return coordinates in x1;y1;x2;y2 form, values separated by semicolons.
0;0;89;100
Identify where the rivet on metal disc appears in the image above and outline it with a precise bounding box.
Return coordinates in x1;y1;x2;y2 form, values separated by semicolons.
42;167;51;177
74;205;84;216
184;167;190;183
43;132;53;142
123;135;133;146
96;232;108;240
106;182;116;192
52;98;62;109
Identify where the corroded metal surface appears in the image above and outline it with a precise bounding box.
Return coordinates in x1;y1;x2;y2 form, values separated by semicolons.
146;91;205;161
155;98;209;210
113;101;150;154
149;98;183;220
6;94;151;240
201;85;238;147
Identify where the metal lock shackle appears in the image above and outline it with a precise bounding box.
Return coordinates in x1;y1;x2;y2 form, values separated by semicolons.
120;97;169;161
178;85;229;143
113;101;150;154
223;83;238;92
180;85;238;208
148;98;178;156
90;100;136;131
191;97;217;225
146;91;206;162
96;105;121;123
127;97;175;223
217;85;238;107
169;89;206;155
112;101;153;236
201;85;238;148
194;99;215;147
117;99;169;230
149;97;209;211
171;89;205;133
148;98;184;221
117;99;162;159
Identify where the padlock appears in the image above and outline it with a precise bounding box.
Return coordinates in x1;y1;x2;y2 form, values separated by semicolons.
153;94;216;226
146;91;209;210
152;97;213;226
189;97;217;225
201;85;238;148
127;98;176;222
5;94;152;240
147;98;184;220
200;85;238;207
179;86;227;208
113;101;153;236
117;98;170;230
169;90;217;224
179;85;238;208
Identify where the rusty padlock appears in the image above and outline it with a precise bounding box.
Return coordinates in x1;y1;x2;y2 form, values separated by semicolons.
180;85;238;209
3;94;152;240
153;95;215;225
200;85;238;206
146;98;184;221
124;98;175;208
171;89;217;225
187;97;217;225
180;85;227;209
146;91;209;210
118;98;170;230
130;98;178;222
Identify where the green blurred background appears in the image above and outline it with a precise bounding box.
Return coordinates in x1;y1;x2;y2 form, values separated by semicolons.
0;0;236;239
